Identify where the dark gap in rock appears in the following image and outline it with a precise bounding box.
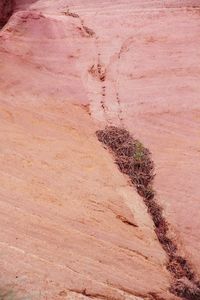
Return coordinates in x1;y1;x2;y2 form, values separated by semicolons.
0;0;15;29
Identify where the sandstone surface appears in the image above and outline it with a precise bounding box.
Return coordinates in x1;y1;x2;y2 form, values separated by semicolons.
0;0;199;299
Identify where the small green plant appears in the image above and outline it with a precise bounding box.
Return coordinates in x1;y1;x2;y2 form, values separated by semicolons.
133;140;145;162
96;126;154;196
0;289;15;300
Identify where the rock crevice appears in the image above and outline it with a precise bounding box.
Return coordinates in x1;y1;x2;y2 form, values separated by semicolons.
96;126;200;300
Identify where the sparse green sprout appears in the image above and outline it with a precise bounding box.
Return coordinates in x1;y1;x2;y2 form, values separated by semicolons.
0;289;15;300
133;140;145;162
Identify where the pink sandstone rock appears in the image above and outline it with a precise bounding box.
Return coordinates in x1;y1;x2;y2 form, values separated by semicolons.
0;0;199;299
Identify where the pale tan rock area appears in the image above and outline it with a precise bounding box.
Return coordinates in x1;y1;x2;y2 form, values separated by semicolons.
0;0;200;299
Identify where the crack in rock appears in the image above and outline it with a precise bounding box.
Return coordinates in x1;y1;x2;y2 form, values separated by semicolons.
96;126;200;300
116;215;138;227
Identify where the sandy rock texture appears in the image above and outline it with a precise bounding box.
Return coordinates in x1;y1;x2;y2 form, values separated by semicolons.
0;0;199;299
0;98;175;300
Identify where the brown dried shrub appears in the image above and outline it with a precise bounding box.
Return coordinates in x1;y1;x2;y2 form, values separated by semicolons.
96;126;155;194
96;126;169;242
168;256;194;280
170;279;200;300
96;126;131;151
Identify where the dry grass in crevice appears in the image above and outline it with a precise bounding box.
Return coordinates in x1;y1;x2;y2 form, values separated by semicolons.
96;126;200;300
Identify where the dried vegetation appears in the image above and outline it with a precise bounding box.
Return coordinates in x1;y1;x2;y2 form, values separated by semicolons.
96;126;200;300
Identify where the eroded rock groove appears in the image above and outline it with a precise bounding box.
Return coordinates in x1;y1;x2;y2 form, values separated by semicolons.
96;126;200;300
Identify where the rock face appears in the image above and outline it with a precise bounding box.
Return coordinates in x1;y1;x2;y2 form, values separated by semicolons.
0;0;200;299
0;0;14;28
0;99;174;300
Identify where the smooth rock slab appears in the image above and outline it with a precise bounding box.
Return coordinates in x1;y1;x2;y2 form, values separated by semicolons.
1;0;200;299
